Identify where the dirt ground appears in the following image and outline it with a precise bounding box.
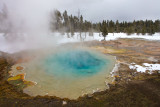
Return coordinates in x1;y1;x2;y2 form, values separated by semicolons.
0;39;160;107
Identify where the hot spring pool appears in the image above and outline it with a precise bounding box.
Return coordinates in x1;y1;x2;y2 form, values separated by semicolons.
45;50;108;77
11;48;116;99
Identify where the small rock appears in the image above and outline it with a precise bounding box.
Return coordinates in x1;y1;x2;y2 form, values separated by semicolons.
88;94;93;98
106;83;112;88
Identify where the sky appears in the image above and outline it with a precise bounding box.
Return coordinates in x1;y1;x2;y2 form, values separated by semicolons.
0;0;160;22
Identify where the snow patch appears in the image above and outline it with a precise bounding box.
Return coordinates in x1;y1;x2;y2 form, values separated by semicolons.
129;63;160;74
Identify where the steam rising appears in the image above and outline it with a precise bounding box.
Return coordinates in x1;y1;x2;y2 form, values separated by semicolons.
2;0;54;33
0;0;65;53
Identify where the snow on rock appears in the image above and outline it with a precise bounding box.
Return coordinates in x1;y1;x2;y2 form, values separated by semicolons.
62;101;67;105
129;63;160;74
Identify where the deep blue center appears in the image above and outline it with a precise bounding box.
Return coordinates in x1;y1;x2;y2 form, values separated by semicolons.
60;51;103;69
44;50;109;77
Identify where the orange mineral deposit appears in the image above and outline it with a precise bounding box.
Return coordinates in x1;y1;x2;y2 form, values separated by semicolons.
16;66;23;70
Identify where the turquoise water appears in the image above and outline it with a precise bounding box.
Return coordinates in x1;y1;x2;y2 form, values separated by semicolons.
19;48;116;99
44;50;109;77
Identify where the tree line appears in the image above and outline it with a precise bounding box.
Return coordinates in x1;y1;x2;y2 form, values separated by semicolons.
1;6;160;39
50;10;160;37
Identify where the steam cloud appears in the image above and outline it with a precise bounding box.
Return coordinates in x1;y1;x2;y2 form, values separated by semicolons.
0;0;64;53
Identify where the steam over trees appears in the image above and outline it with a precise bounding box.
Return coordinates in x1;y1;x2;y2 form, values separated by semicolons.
50;10;95;37
0;3;26;41
0;3;10;33
0;7;160;36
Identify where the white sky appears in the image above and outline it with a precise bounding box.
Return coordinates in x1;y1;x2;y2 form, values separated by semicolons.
0;0;160;22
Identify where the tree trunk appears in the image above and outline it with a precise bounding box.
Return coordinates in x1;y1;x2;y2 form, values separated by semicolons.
85;32;86;39
99;32;101;37
79;32;82;41
67;32;70;38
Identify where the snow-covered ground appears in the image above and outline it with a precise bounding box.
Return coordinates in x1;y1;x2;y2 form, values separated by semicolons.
129;63;160;74
57;32;160;44
0;32;160;53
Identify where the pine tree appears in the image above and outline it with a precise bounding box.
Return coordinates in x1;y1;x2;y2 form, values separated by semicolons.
69;15;75;37
89;24;94;36
79;15;83;40
101;20;108;41
115;20;119;33
50;10;62;32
